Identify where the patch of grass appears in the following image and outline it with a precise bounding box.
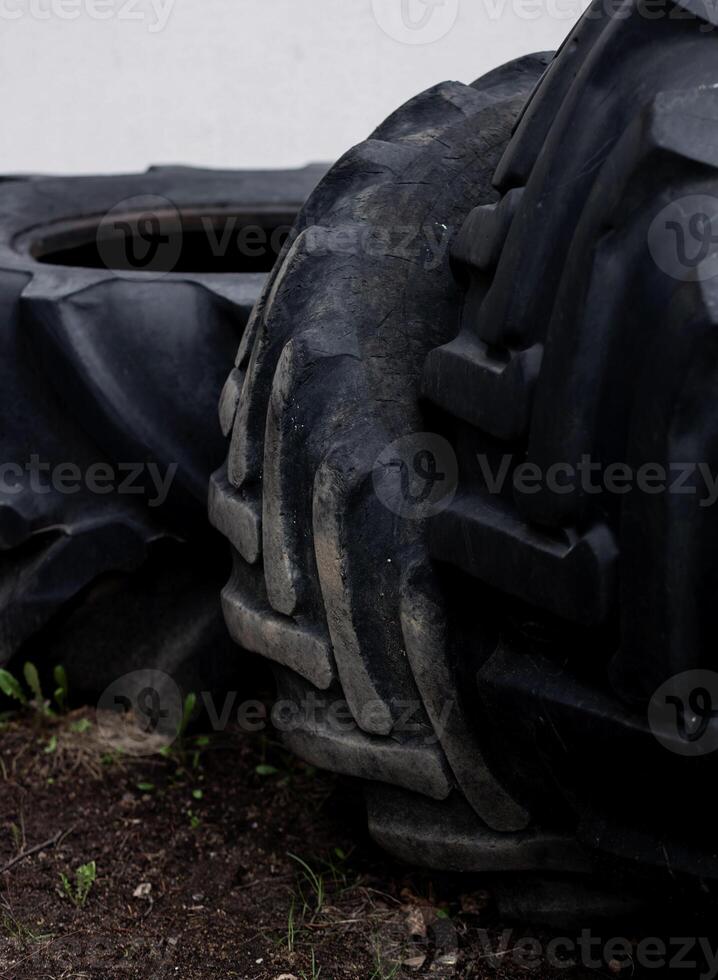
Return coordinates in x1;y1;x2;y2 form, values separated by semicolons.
0;892;52;949
288;852;326;918
300;948;321;980
60;860;97;908
285;897;297;953
369;948;401;980
0;910;53;947
317;845;356;892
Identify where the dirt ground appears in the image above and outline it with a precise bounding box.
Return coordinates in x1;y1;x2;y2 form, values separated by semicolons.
0;696;681;980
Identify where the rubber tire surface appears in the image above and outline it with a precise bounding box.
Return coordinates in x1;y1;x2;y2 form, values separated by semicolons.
420;0;718;883
0;164;324;668
208;58;600;874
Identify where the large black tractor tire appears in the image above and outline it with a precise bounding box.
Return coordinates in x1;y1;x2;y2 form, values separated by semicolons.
208;57;609;876
216;9;718;891
420;0;718;885
0;164;324;688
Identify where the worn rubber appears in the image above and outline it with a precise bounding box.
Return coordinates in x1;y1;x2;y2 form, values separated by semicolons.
421;0;718;884
0;165;324;666
208;57;606;873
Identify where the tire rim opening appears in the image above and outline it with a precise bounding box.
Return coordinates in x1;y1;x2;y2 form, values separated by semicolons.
29;206;298;274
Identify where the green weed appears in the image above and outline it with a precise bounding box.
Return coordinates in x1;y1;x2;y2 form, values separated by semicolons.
60;861;97;908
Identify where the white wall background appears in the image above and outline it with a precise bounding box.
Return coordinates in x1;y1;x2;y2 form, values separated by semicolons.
0;0;583;175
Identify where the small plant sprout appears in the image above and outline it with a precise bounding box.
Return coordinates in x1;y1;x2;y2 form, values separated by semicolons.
60;861;97;908
255;763;279;777
0;664;65;719
53;666;69;713
255;735;289;779
9;821;24;855
179;692;197;738
191;734;212;770
23;663;49;715
0;669;26;707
